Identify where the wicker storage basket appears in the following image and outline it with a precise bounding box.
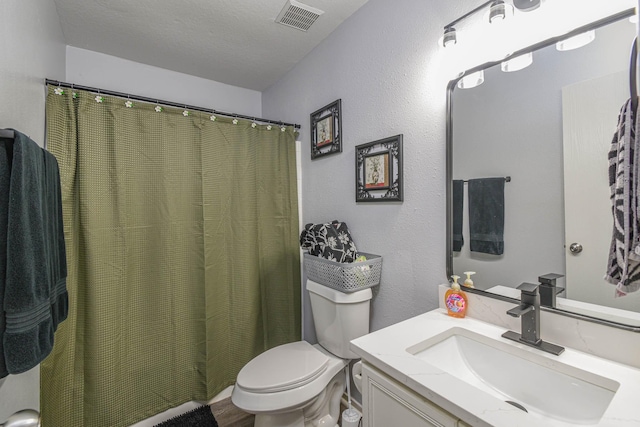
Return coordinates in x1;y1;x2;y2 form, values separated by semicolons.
303;252;382;293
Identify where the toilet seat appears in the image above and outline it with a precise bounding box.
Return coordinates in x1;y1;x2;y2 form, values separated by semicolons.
232;343;348;414
236;341;329;393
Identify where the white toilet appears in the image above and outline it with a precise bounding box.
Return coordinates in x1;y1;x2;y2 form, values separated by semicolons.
232;279;372;427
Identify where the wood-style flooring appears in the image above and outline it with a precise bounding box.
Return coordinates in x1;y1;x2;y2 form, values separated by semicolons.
209;397;350;426
210;397;254;427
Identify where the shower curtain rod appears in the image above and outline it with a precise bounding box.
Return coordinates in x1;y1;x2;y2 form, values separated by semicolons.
45;79;301;129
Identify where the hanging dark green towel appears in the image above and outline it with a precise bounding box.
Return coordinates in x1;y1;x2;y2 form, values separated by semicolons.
0;137;13;377
1;131;68;377
452;180;464;252
468;177;505;255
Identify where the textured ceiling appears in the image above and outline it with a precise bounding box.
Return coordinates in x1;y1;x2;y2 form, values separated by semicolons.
52;0;370;91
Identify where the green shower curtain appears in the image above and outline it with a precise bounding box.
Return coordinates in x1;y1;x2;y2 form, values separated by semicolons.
41;86;301;427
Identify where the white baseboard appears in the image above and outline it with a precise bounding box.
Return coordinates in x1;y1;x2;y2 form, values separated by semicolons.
208;385;234;404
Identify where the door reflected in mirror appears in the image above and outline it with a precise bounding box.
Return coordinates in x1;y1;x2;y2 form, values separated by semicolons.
447;12;640;327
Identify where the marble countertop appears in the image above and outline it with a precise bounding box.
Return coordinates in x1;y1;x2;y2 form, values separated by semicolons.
350;309;640;427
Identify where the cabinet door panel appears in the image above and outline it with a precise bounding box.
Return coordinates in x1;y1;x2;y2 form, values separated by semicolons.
368;380;446;426
363;363;458;427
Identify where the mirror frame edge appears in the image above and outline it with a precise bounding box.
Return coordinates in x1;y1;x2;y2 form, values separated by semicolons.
445;7;640;332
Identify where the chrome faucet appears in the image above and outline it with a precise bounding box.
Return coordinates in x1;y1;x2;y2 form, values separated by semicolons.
501;282;565;355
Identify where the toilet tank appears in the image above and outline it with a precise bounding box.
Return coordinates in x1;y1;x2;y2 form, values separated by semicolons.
307;280;372;359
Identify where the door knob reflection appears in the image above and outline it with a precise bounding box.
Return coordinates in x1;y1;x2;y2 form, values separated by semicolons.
569;243;583;254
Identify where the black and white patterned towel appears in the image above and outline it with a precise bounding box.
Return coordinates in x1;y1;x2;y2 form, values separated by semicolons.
300;220;358;263
605;98;640;295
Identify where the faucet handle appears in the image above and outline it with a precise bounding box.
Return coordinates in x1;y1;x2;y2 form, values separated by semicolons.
538;273;564;286
517;282;539;295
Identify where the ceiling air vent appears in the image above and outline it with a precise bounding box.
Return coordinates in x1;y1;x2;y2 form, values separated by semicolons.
275;0;324;32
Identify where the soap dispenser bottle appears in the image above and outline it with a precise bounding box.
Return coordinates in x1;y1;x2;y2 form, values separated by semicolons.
463;271;475;288
445;275;468;318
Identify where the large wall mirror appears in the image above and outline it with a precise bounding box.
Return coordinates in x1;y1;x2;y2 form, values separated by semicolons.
446;9;640;329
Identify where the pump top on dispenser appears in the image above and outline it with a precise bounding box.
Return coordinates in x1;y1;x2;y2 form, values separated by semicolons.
445;275;468;318
463;271;475;288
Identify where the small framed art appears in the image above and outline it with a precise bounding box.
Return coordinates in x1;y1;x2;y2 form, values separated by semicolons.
310;99;342;159
356;134;403;202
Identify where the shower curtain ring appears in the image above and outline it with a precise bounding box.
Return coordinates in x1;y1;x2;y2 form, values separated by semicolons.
94;89;104;103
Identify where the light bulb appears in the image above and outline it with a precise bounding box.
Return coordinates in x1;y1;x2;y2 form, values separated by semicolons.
442;27;457;48
457;70;485;89
556;30;595;51
501;52;533;72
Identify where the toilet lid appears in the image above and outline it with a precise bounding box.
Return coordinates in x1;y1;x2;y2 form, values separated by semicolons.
236;341;329;393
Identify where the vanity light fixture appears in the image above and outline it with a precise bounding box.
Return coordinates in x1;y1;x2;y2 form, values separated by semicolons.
457;70;485;89
442;27;457;47
513;0;540;12
488;1;511;23
556;30;596;51
441;0;530;48
501;51;533;72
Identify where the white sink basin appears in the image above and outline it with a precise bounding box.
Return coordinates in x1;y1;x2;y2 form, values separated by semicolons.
406;327;620;425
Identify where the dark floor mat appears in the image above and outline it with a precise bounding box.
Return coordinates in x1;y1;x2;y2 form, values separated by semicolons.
153;405;218;427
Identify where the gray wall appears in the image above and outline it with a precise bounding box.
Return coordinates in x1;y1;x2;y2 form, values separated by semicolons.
0;0;65;145
0;0;66;420
65;47;263;119
263;0;469;338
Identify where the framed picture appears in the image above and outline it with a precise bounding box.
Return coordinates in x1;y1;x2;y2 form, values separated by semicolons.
356;134;403;202
310;99;342;159
364;152;390;189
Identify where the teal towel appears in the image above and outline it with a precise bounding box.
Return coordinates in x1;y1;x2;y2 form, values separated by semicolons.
468;177;505;255
0;137;12;377
1;130;68;377
452;180;464;252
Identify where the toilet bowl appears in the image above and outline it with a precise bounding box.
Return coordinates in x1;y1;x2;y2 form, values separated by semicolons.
232;342;347;426
232;280;372;427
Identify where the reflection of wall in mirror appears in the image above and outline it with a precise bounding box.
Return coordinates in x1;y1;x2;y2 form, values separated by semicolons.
451;18;637;309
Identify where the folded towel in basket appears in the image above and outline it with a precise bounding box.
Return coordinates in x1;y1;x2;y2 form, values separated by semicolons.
300;220;358;263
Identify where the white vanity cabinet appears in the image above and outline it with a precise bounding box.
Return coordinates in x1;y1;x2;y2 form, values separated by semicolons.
361;362;471;427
